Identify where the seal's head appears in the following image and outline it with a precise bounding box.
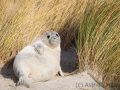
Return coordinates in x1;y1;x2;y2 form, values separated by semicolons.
41;30;60;48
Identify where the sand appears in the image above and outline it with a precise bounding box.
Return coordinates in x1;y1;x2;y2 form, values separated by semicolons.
0;47;105;90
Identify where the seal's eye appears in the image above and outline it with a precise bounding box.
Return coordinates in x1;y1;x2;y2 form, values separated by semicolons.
56;34;59;37
47;35;50;39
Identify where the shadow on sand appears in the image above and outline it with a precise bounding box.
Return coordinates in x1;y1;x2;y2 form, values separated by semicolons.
0;47;78;84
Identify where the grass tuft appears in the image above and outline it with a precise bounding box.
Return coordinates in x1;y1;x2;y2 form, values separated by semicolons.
76;0;120;89
0;0;86;67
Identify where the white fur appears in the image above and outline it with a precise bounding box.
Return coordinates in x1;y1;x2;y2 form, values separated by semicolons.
13;33;63;88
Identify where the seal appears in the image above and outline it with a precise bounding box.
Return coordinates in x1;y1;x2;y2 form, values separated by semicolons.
13;30;63;88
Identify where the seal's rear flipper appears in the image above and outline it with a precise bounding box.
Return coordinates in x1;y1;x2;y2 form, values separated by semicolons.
17;71;33;88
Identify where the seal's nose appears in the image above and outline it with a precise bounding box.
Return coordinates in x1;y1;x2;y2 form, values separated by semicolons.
53;36;57;39
52;35;58;41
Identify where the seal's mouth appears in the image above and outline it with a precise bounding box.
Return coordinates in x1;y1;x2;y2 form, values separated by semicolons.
49;37;60;47
41;36;60;48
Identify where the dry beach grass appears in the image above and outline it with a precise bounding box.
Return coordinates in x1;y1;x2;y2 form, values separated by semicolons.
0;0;120;89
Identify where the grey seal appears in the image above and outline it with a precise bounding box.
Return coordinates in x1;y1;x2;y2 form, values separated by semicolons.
13;30;63;88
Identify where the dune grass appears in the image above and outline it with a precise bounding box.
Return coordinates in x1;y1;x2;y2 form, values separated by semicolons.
0;0;86;67
76;0;120;89
0;0;120;89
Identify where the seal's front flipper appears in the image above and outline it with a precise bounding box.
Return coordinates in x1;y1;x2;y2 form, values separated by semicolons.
58;67;64;77
34;44;44;55
31;41;44;55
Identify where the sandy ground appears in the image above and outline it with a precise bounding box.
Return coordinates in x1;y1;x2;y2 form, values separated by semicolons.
0;47;105;90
